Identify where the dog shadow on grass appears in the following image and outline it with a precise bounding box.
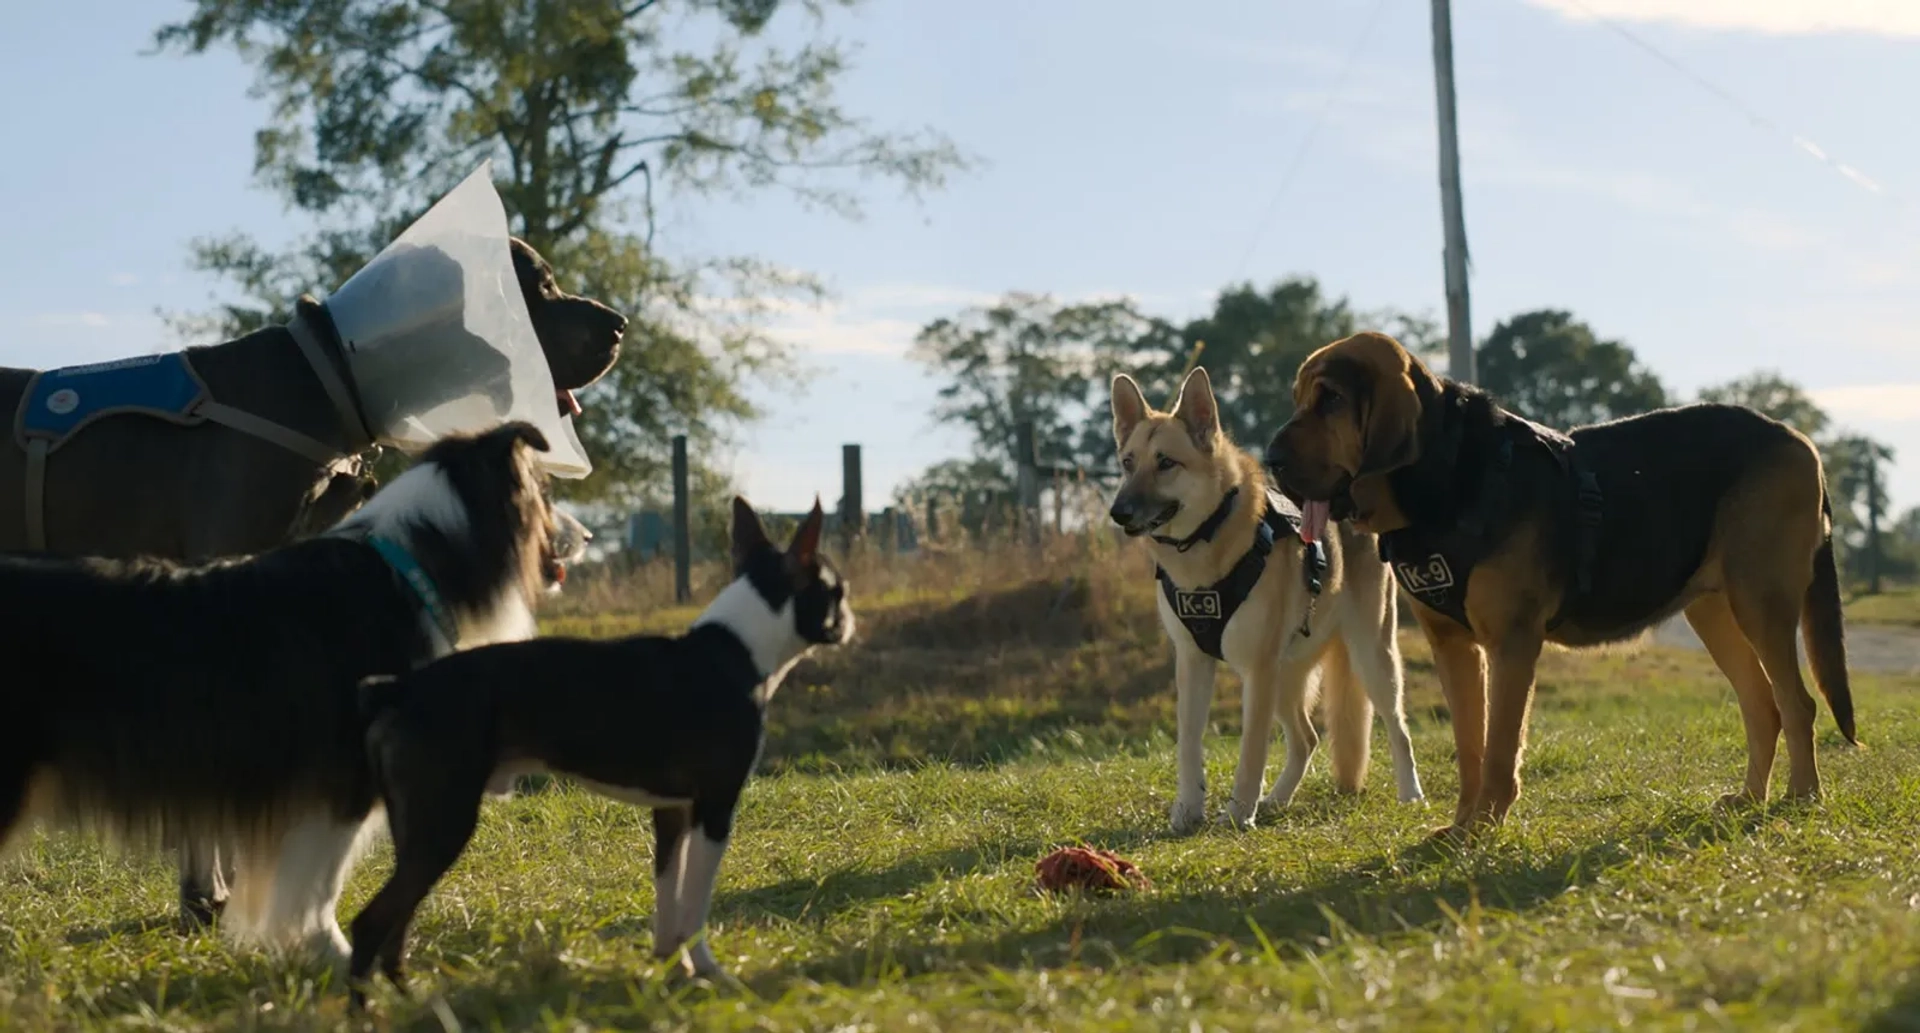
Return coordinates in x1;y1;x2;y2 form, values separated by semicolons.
700;826;1160;932
62;913;181;945
745;801;1771;989
369;806;1771;1025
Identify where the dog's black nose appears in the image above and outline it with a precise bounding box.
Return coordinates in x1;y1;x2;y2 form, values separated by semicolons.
1108;499;1135;526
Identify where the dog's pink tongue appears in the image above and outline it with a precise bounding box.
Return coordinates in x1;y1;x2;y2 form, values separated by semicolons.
1303;499;1330;543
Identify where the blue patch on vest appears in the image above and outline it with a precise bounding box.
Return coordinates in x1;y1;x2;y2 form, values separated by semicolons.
18;353;206;447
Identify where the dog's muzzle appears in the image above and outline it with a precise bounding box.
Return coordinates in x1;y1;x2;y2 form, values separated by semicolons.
1108;495;1180;537
1263;434;1355;520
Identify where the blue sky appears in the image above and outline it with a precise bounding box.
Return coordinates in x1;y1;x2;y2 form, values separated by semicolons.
4;1;1920;514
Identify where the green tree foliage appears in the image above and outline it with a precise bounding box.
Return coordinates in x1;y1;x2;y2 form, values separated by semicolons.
1696;370;1831;439
912;293;1169;483
1474;310;1670;429
909;279;1437;495
154;0;967;508
1134;279;1443;447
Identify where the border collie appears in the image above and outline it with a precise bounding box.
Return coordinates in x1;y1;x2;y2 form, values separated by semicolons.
0;421;583;967
346;496;854;1004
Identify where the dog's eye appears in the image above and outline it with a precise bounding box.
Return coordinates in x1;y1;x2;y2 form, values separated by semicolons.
1121;454;1135;473
1317;391;1345;415
1155;454;1177;472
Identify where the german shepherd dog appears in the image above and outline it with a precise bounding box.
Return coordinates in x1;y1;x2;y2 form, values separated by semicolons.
0;421;585;970
1108;367;1423;832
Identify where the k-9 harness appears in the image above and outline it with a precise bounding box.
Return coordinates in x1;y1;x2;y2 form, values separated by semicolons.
1153;486;1327;661
1377;413;1604;635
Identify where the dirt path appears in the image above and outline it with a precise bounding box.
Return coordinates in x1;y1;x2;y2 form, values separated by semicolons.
1654;616;1920;674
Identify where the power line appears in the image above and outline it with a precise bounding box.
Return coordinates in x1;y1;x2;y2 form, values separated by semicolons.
1231;0;1396;281
1557;0;1911;214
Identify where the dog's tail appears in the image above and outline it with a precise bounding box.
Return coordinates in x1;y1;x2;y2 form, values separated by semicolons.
1803;490;1858;746
1321;643;1374;793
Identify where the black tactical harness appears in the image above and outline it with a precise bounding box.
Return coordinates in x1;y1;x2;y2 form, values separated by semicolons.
1378;414;1604;635
1154;487;1327;661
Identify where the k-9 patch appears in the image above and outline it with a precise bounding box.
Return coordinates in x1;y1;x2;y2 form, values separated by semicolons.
1173;588;1223;620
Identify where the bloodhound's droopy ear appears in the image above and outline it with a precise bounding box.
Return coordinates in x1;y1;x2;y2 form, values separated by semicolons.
1170;366;1222;451
1111;373;1151;448
1345;332;1428;476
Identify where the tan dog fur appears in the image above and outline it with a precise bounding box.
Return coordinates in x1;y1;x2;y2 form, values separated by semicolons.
1110;367;1424;832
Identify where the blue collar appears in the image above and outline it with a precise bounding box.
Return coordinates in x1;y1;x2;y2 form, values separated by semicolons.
367;534;459;653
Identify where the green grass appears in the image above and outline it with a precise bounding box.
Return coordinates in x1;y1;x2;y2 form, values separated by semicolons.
1846;586;1920;628
7;576;1920;1031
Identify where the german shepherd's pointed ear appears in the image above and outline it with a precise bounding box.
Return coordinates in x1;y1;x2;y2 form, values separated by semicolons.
1170;366;1221;450
730;496;772;570
1111;373;1150;448
786;495;825;570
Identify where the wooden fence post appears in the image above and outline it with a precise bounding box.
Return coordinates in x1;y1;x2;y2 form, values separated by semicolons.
1015;419;1041;548
671;434;690;604
841;443;863;553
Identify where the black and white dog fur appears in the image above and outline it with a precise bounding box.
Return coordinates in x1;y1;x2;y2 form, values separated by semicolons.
347;497;853;1004
0;421;585;967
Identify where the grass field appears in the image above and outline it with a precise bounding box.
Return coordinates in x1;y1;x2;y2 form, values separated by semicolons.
1847;587;1920;629
5;543;1920;1031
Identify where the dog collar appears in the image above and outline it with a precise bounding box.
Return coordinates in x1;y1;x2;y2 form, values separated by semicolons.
1152;487;1241;553
367;534;459;654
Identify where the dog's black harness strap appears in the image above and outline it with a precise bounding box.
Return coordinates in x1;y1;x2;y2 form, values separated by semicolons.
23;437;48;550
1156;488;1315;660
1548;458;1606;631
1380;413;1605;634
288;306;374;454
1152;487;1241;553
196;401;344;466
1379;439;1508;633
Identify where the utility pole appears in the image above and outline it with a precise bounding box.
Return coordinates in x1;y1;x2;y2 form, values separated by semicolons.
1430;0;1475;384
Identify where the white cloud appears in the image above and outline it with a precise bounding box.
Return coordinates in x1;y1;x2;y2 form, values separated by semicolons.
768;306;924;357
847;284;1000;311
747;282;1175;359
1521;0;1920;39
33;312;114;329
1812;383;1920;423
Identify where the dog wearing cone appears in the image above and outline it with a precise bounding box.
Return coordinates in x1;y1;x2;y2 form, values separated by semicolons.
1108;367;1424;832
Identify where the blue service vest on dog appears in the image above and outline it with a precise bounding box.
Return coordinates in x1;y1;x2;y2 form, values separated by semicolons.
17;354;206;447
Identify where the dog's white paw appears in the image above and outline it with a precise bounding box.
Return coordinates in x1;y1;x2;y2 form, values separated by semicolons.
680;940;728;982
1399;787;1428;805
1168;797;1208;835
1220;797;1260;830
299;926;351;976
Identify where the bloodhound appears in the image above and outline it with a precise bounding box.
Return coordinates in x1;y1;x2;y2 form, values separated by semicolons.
1264;331;1855;840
